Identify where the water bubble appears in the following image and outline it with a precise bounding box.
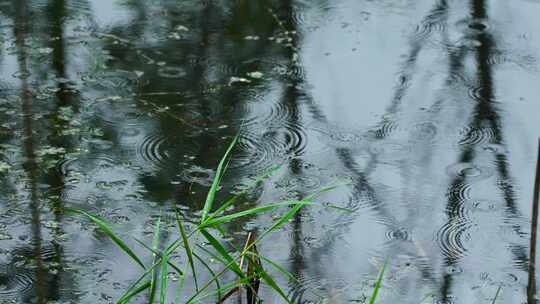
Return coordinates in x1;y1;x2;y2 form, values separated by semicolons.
445;163;493;181
385;227;411;241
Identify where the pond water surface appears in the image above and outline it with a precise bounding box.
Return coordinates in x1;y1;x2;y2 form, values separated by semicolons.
0;0;540;303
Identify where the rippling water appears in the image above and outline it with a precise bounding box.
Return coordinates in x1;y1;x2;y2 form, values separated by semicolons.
0;0;539;303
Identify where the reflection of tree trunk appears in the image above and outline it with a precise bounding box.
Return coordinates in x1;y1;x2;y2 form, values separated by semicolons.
14;2;46;303
277;2;306;299
283;85;305;300
440;0;525;301
50;0;70;107
527;140;540;304
46;0;71;300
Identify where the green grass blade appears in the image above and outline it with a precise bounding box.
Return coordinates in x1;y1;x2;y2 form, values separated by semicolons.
205;164;281;222
201;135;238;223
133;237;184;276
193;241;243;300
250;184;345;247
196;244;228;266
117;280;151;304
65;208;145;269
160;252;168;304
323;203;354;213
248;253;298;283
185;266;228;303
205;199;352;228
256;252;324;300
191;250;222;301
194;242;242;300
188;272;258;303
203;200;304;227
254;253;324;300
149;217;161;304
369;258;388;304
200;229;244;278
491;285;502;304
116;261;161;304
247;259;291;304
175;210;198;291
255;202;306;245
416;293;432;304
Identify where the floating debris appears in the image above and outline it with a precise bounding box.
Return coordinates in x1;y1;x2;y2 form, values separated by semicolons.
36;146;66;157
157;66;187;78
38;47;53;55
168;32;182;40
228;76;251;85
95;96;123;102
0;231;12;240
246;71;264;79
44;221;61;229
58;106;75;121
0;161;10;172
244;35;260;40
175;25;189;32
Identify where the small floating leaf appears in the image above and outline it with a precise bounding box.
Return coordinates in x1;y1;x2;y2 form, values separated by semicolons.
228;77;251;85
246;71;264;79
0;161;11;172
36;146;66;156
175;25;189;32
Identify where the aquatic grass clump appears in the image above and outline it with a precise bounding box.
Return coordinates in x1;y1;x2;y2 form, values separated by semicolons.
66;136;346;303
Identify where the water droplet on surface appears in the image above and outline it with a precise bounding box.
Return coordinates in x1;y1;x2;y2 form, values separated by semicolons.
157;66;187;79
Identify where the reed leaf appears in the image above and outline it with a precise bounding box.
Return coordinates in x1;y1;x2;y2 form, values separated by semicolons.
149;217;161;304
255;201;306;245
491;285;502;304
160;252;168;304
117;280;151;304
205;164;281;222
188;272;259;303
246;252;298;283
201;135;238;223
191;250;222;300
175;210;198;291
200;229;244;278
203;200;304;227
116;263;160;304
133;237;183;276
249;259;292;304
65;208;145;270
369;258;388;304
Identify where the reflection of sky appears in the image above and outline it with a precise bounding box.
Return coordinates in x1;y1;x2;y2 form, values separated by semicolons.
89;0;133;26
295;0;540;302
0;29;20;88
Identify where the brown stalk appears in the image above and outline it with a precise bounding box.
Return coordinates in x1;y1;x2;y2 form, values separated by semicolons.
218;232;262;304
527;139;540;304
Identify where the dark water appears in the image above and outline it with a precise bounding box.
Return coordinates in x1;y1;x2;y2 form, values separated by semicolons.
0;0;539;303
